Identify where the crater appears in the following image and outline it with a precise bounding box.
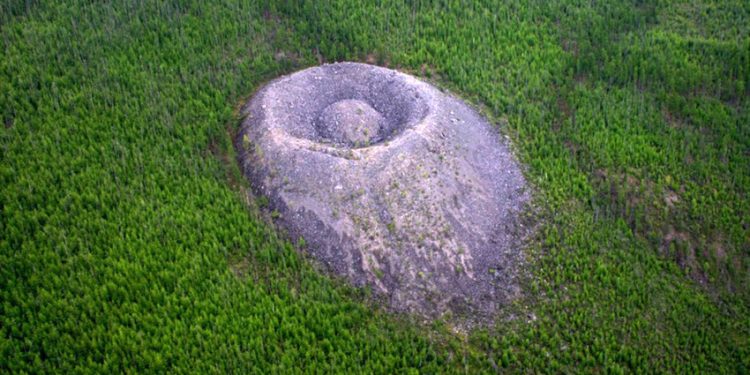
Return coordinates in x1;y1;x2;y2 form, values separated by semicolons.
236;62;531;325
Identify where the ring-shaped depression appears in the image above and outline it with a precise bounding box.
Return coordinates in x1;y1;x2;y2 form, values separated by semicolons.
263;64;430;148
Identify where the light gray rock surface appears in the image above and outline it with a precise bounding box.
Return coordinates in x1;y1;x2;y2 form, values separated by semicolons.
236;62;529;321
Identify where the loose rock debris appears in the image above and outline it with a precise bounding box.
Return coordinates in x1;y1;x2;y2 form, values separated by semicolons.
237;62;530;322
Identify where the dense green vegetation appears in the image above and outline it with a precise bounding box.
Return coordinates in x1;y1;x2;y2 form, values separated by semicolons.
2;0;748;372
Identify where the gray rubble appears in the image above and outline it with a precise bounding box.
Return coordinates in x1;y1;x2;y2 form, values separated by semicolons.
236;62;529;322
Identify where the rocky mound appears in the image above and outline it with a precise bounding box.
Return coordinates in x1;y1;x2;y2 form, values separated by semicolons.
236;62;529;322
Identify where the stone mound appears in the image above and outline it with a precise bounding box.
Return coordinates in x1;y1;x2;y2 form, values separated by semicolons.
236;62;529;322
317;99;383;146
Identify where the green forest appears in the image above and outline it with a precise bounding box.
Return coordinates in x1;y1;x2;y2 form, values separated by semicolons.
1;0;748;373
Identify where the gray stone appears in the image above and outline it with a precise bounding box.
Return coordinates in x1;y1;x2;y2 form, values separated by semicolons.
236;62;530;323
318;99;383;146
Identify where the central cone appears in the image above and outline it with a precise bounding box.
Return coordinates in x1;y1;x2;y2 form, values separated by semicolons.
318;99;384;146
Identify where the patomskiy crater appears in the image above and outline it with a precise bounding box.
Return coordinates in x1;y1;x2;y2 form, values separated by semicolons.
237;62;530;322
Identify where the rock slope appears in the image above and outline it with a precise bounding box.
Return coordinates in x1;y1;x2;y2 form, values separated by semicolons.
237;62;529;320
